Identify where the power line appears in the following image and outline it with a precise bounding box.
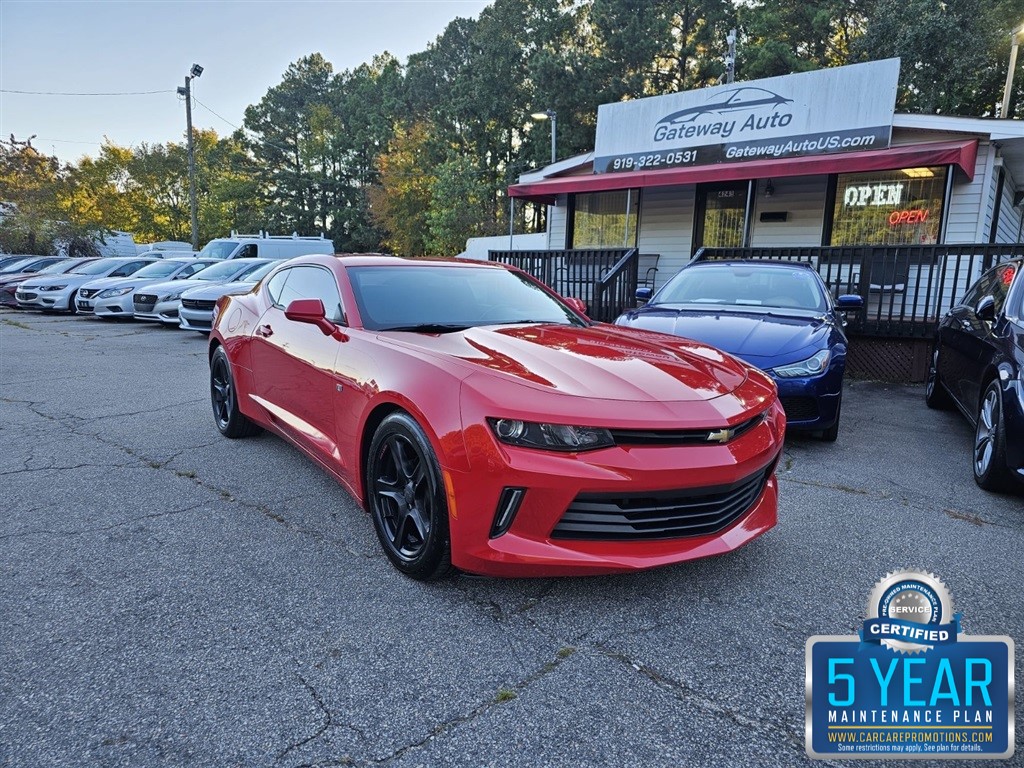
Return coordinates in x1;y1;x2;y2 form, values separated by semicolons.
0;88;174;96
192;96;242;131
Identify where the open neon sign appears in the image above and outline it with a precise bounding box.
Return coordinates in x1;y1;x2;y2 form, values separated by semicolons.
888;209;930;225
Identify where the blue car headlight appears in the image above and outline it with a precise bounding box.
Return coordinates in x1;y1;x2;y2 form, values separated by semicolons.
772;350;831;378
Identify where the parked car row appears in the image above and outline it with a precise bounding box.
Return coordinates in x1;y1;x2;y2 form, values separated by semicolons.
3;254;277;333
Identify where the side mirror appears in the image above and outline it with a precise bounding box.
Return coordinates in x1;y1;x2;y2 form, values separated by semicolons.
976;295;996;322
636;287;653;304
564;296;588;316
836;294;863;311
285;298;336;336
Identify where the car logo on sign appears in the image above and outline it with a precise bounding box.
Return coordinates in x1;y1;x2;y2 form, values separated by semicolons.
706;428;734;444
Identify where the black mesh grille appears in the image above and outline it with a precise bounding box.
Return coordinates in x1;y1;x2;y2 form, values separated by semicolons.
609;412;766;446
181;298;216;311
780;397;820;422
133;294;157;312
551;465;772;541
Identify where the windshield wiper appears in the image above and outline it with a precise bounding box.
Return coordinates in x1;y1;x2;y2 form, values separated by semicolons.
379;323;471;333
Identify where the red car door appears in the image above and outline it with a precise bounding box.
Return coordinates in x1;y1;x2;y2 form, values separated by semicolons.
249;265;353;479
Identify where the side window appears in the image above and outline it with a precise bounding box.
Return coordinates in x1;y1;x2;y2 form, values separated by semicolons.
960;272;995;312
277;266;345;323
990;264;1015;315
109;261;142;277
265;269;291;306
177;263;203;278
237;244;258;259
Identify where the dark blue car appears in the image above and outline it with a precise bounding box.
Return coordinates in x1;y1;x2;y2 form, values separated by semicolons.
616;260;862;441
926;258;1023;492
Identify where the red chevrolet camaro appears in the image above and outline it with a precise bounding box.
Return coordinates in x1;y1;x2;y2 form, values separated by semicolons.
208;255;785;579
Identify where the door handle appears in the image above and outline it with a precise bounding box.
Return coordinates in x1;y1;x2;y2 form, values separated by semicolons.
257;324;273;338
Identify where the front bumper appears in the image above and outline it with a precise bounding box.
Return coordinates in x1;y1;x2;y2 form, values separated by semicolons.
445;401;785;577
179;303;214;332
93;294;135;318
0;285;20;307
771;361;845;432
134;298;182;325
15;287;75;311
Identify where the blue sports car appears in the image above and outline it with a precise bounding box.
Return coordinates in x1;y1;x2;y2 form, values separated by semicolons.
616;260;862;441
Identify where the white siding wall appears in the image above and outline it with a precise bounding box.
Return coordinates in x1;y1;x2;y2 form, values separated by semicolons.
943;141;993;243
636;185;695;288
547;195;568;249
994;168;1023;242
749;175;828;247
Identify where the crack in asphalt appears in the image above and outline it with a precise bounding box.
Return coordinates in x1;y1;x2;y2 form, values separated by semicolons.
0;502;208;540
593;645;825;764
278;676;334;763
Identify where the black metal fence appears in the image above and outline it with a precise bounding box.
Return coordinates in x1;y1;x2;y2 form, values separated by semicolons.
489;248;639;322
696;243;1024;337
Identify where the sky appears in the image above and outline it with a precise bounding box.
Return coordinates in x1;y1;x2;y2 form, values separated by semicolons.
0;0;492;164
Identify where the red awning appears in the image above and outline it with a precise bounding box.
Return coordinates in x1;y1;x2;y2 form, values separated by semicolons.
509;139;979;203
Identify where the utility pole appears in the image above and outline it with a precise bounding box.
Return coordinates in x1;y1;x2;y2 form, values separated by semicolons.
177;64;204;250
726;29;737;84
1001;25;1024;118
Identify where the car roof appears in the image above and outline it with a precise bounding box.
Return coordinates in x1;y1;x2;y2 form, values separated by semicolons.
688;259;816;270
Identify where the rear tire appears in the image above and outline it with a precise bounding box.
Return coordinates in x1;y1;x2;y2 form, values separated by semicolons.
366;413;452;580
925;345;954;410
210;346;262;439
973;380;1015;493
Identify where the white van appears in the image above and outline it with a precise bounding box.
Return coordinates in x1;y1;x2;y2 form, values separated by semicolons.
195;231;334;261
137;248;199;259
136;240;193;256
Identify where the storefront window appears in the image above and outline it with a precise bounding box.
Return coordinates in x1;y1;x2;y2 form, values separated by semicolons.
571;190;638;248
830;166;947;246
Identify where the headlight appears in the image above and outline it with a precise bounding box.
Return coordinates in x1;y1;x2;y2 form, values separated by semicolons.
772;350;831;378
487;418;614;452
40;284;68;291
98;286;133;298
163;292;183;302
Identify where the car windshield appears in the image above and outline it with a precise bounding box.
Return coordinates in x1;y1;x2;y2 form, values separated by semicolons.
38;259;79;274
653;264;827;312
0;257;38;274
236;261;274;282
192;260;250;282
196;241;239;259
132;261;189;279
69;258;122;275
348;264;586;332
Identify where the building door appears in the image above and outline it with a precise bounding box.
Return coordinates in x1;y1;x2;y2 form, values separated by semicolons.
694;181;750;252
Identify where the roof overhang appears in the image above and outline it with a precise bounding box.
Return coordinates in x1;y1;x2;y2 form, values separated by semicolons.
509;139;979;204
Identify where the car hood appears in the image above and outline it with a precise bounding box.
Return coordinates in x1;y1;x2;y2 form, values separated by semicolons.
135;278;210;297
182;280;255;301
21;273;108;289
382;323;754;403
619;306;830;364
0;272;39;286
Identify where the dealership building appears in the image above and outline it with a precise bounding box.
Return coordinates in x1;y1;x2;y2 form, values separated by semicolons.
508;58;1024;290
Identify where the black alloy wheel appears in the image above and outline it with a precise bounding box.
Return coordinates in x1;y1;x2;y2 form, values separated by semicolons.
367;412;452;580
973;380;1015;493
925;345;954;410
210;346;261;439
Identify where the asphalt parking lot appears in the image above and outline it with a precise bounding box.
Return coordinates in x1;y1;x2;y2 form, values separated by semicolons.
1;309;1021;768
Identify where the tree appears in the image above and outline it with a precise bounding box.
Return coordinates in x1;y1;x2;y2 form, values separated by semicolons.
368;122;440;256
426;153;503;256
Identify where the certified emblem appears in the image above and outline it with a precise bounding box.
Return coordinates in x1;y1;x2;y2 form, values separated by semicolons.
864;569;959;653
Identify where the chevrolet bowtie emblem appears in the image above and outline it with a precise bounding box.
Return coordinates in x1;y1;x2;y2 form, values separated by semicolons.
706;428;734;444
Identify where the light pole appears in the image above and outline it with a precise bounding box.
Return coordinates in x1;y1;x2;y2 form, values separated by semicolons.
531;109;557;165
1001;25;1024;118
177;63;203;249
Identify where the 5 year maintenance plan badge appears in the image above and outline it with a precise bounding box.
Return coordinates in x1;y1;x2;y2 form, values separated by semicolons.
805;569;1014;759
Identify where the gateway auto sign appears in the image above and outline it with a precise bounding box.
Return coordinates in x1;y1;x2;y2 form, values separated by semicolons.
593;58;900;174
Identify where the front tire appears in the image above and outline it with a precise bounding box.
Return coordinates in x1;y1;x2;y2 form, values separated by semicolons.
973;380;1015;492
366;413;452;580
925;345;954;410
210;346;262;439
